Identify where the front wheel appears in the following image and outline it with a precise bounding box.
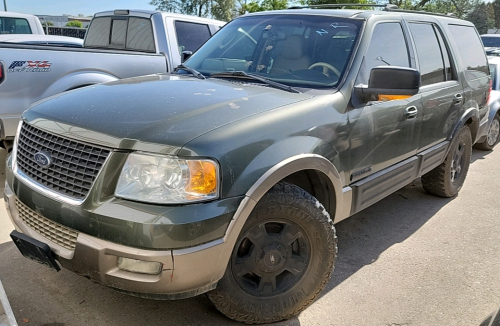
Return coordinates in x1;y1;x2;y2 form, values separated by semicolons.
207;182;337;324
421;125;472;197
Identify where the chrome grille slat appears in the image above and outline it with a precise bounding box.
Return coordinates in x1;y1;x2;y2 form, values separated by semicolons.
16;199;78;251
16;123;110;200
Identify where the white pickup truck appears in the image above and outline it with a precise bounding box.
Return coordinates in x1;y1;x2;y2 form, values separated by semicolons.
0;11;45;35
0;9;224;149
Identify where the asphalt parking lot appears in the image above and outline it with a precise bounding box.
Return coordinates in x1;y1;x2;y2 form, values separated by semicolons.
0;147;499;326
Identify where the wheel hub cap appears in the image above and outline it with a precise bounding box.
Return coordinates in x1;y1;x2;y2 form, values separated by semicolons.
257;243;286;272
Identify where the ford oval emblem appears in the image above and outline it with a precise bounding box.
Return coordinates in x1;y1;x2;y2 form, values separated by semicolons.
34;151;53;168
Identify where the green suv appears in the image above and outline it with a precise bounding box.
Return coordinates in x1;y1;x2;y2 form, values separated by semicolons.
4;5;490;324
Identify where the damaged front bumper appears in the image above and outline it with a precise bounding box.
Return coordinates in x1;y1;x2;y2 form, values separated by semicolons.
4;146;244;299
5;179;233;299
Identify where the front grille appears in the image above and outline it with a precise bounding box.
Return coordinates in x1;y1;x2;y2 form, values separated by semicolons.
16;199;78;250
16;123;111;200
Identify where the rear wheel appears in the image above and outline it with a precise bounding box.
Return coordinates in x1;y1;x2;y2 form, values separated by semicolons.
474;114;500;151
207;182;337;324
421;125;472;197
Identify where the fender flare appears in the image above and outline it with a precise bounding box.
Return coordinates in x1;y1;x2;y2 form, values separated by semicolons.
449;107;480;148
212;154;346;281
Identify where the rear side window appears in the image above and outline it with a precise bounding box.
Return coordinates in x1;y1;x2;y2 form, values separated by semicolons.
175;21;211;54
85;16;155;52
409;22;453;86
448;24;489;80
357;22;410;85
0;17;32;34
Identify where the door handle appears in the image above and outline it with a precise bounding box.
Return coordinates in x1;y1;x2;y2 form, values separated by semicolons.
405;106;418;119
453;93;463;104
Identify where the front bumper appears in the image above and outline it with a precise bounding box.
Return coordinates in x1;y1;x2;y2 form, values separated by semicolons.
4;181;235;299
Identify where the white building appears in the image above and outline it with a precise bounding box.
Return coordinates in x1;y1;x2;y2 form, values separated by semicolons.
36;14;91;28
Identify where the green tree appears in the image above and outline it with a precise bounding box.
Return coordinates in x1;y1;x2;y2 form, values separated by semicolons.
300;0;371;7
386;0;481;18
150;0;216;17
240;1;262;13
467;2;494;34
149;0;179;13
66;20;82;28
211;0;236;20
493;0;500;29
238;0;288;13
41;20;53;27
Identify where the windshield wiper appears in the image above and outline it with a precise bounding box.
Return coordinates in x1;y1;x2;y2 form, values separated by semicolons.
210;71;300;93
174;64;206;79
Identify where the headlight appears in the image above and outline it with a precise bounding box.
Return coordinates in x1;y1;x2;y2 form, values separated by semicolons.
115;152;219;204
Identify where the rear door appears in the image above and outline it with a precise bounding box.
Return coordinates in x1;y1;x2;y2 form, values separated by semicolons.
405;18;464;151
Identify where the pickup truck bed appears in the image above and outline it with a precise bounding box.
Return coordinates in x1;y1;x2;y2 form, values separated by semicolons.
0;9;224;149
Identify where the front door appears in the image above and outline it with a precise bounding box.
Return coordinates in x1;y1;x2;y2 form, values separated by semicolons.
349;21;422;183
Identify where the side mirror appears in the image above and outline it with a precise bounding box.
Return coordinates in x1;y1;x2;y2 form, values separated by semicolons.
181;51;193;63
355;66;420;100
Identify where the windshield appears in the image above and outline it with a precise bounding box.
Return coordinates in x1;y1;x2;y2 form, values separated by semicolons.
481;36;500;47
186;14;363;88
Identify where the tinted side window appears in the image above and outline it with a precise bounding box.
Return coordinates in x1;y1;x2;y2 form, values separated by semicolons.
435;28;454;81
175;21;211;54
448;24;489;80
357;22;410;85
0;18;33;34
409;23;447;86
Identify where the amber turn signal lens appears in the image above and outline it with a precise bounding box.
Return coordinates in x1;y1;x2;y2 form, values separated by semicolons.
186;160;218;195
378;94;412;101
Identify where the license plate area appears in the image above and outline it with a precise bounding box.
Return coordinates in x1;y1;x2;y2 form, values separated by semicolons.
10;230;61;271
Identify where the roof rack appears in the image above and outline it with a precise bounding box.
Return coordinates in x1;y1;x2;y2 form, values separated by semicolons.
288;3;398;10
288;3;457;17
385;7;456;17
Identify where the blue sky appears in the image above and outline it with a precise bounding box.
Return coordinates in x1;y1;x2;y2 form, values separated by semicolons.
4;0;157;17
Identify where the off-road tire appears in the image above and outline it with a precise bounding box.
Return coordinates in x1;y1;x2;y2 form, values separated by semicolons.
207;182;337;324
474;114;500;151
421;125;472;198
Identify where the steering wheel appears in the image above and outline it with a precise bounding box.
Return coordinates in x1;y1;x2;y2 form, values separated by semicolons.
308;62;341;78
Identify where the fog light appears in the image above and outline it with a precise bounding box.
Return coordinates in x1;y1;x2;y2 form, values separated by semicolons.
117;257;163;275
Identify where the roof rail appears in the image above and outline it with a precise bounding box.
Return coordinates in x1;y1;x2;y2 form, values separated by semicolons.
288;3;398;10
384;7;457;17
287;3;457;17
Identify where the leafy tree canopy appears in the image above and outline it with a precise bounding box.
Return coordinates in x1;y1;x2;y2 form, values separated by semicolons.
149;0;500;31
66;20;82;28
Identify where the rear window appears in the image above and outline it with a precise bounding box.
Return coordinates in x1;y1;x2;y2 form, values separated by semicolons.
448;25;489;80
0;17;32;34
85;16;155;52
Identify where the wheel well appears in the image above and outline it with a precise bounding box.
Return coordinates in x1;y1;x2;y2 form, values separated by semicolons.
466;116;479;143
281;170;336;217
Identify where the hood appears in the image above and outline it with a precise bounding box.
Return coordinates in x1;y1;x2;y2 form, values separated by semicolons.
23;74;312;152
